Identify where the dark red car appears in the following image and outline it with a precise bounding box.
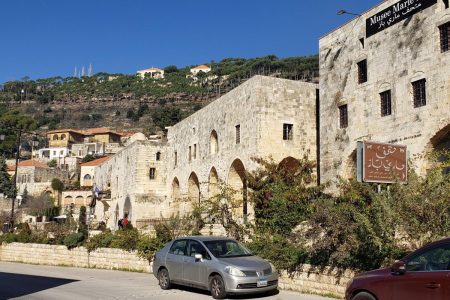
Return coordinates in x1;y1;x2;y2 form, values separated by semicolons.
346;237;450;300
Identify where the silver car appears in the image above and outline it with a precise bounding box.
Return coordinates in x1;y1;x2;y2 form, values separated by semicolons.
152;236;278;299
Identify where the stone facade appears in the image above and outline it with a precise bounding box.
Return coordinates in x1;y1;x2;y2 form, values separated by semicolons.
319;1;450;187
94;140;168;229
166;75;318;218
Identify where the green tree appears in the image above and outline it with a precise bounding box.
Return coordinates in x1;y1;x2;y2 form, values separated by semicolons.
51;178;64;192
81;154;95;163
0;157;14;198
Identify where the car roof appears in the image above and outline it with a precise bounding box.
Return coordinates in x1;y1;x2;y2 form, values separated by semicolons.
174;236;234;242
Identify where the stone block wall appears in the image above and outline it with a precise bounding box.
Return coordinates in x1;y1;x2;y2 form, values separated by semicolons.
0;242;151;273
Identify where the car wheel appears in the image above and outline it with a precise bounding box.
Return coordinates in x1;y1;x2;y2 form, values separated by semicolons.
210;275;227;299
158;268;172;290
352;291;376;300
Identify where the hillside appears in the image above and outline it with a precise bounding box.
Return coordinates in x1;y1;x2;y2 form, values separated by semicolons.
0;55;318;134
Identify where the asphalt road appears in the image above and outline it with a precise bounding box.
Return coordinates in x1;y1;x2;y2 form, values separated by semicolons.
0;262;333;300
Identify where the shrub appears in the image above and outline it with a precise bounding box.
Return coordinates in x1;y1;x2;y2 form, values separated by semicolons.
109;228;139;252
137;234;165;262
63;232;85;249
85;230;115;253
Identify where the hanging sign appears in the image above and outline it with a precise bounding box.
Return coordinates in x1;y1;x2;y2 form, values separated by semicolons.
366;0;437;38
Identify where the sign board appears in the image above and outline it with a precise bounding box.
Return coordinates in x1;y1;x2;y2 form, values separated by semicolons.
366;0;437;38
357;141;407;183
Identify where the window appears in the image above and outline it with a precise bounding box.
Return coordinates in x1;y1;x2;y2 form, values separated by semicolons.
189;146;192;162
149;168;156;179
84;174;92;180
188;240;211;260
235;125;241;144
380;90;392;117
210;130;218;154
61;134;66;140
53;134;59;140
406;243;450;272
169;239;187;255
444;0;449;9
357;59;368;84
193;144;197;159
174;151;177;167
359;38;365;49
439;22;450;52
60;150;64;155
156;152;161;161
412;79;427;108
283;123;293;140
339;105;348;128
53;151;57;156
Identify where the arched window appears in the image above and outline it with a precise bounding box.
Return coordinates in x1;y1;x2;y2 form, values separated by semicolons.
210;130;218;154
84;174;92;180
53;134;59;140
156;152;161;161
60;134;67;140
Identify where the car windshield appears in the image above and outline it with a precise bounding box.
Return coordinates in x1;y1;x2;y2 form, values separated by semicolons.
203;240;253;258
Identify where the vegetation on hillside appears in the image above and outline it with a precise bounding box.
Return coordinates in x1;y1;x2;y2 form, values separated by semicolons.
0;55;318;103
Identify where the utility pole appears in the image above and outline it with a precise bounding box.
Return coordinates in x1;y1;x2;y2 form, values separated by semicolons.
11;129;22;230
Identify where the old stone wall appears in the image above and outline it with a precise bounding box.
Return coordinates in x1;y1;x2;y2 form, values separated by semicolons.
0;242;151;273
319;1;450;189
0;242;351;298
94;140;168;229
166;75;317;217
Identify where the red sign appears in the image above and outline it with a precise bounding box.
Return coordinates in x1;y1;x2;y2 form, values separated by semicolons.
363;141;407;183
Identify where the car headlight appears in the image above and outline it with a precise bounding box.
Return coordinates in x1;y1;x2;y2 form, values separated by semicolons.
224;266;246;277
269;262;277;274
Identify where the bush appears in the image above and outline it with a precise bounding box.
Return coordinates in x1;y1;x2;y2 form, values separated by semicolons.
137;234;165;262
85;230;115;253
63;232;85;249
109;228;139;252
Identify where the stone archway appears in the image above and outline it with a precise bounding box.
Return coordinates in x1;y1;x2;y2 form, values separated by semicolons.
426;124;450;173
75;196;84;207
188;172;200;205
124;196;132;221
171;177;181;215
227;159;247;219
208;167;219;200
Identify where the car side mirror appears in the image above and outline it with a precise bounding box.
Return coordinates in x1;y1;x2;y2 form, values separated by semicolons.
391;260;406;275
194;254;203;262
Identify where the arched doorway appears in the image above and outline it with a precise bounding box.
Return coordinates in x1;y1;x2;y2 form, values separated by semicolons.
427;124;450;173
171;177;181;215
75;196;84;207
64;196;73;207
124;196;132;221
210;130;219;154
114;203;119;229
208;167;219;200
278;157;301;174
188;172;200;204
227;159;247;219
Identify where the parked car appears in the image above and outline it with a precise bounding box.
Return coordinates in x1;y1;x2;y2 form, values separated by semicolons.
346;236;450;300
152;236;278;299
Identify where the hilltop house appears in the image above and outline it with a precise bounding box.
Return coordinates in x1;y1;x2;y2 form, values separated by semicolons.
136;67;165;79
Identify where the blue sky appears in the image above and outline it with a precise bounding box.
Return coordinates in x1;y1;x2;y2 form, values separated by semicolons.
0;0;380;83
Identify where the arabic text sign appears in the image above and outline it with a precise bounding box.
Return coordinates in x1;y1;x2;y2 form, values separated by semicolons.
363;141;407;183
366;0;437;38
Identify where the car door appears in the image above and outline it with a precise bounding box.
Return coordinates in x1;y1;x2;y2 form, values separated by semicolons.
392;242;450;300
165;239;188;282
182;239;211;287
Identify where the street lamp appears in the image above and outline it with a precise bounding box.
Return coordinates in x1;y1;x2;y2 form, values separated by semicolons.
337;10;362;17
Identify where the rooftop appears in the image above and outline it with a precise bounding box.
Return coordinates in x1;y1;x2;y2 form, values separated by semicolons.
9;159;49;169
191;65;210;70
80;156;111;167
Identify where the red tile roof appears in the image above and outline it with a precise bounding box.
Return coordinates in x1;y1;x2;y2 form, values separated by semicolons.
80;156;111;167
47;129;85;135
192;65;210;70
10;160;49;169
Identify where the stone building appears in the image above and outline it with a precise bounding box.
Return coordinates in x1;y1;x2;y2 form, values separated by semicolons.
136;67;164;79
80;156;111;187
93;140;168;229
319;0;450;187
166;75;318;220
